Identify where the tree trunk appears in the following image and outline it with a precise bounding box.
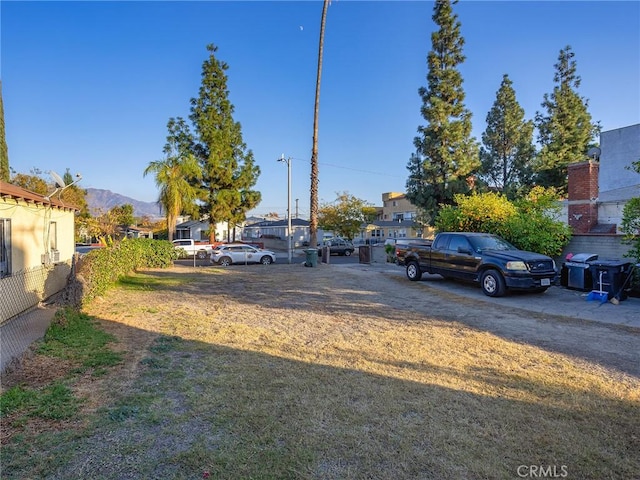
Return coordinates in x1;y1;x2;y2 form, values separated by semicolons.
310;0;329;251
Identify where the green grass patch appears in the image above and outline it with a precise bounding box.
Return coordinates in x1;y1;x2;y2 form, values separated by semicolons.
1;382;80;420
117;272;190;291
36;308;122;371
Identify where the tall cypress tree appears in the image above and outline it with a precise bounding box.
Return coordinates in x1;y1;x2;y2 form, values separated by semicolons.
406;0;478;224
189;44;261;240
0;81;9;182
534;46;600;193
479;74;535;199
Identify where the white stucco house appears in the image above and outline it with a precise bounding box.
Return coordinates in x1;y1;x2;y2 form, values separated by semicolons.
0;180;78;322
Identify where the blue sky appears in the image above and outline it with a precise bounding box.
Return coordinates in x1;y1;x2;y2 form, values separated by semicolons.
3;1;639;219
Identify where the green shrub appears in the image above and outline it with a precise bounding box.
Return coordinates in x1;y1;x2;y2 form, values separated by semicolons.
434;188;571;257
75;238;177;305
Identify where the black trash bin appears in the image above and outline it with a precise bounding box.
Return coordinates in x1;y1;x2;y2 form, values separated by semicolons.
589;260;633;301
562;253;598;291
359;245;371;264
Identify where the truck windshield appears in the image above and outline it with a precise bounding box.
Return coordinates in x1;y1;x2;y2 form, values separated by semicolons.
469;235;516;252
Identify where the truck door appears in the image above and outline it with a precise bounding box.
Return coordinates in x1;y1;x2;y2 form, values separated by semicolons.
429;234;450;273
445;235;479;280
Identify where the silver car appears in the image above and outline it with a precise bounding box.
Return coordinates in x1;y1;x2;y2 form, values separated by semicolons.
210;244;277;266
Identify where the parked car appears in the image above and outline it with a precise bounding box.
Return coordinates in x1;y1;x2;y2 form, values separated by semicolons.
317;238;355;256
210;244;277;266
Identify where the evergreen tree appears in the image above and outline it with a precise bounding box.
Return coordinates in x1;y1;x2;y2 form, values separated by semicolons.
478;74;535;199
60;168;89;214
0;81;9;182
406;0;479;224
144;117;202;241
534;45;600;193
189;44;260;241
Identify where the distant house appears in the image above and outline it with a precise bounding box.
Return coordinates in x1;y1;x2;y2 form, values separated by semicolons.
242;218;313;247
0;181;78;322
356;192;429;243
174;218;236;242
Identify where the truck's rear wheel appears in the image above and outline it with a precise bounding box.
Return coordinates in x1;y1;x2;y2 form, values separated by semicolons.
481;269;506;297
197;250;207;259
406;261;422;281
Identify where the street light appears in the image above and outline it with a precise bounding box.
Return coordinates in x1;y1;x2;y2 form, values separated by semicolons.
278;154;292;264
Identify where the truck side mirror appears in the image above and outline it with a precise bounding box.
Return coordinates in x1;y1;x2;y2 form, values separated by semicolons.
457;246;472;255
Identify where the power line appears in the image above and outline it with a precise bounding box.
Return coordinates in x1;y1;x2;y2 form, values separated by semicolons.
288;157;407;179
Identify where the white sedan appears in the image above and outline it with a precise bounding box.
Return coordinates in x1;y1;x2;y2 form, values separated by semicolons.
210;244;277;266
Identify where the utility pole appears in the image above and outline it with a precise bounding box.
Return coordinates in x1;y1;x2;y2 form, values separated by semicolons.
278;154;292;264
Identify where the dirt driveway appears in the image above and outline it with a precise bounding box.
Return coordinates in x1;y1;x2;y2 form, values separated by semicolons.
333;263;640;378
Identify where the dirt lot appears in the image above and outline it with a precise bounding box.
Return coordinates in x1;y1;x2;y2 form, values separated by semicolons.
2;262;639;479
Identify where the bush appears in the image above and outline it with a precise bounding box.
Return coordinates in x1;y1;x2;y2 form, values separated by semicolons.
72;238;177;306
434;188;571;257
620;197;640;294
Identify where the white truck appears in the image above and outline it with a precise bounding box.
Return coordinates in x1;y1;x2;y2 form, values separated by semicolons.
172;239;216;259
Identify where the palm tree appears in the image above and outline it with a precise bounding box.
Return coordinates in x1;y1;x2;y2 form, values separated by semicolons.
144;154;201;242
309;0;330;251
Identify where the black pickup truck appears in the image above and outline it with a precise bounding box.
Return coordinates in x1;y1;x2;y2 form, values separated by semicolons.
395;232;558;297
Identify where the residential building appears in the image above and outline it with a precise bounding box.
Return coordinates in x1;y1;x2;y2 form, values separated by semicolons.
174;218;233;242
242;218;314;247
0;181;78;322
561;123;639;260
566;123;640;235
356;192;430;243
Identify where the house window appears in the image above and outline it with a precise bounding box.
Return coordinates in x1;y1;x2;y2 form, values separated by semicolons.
0;219;11;277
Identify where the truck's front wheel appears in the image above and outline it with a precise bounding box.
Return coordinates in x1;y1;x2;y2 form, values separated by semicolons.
406;261;422;281
481;269;506;297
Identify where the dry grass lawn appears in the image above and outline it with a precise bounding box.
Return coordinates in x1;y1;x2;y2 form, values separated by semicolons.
2;263;639;479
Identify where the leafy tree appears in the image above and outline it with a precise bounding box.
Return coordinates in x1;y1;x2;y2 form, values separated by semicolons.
318;192;376;240
309;0;331;251
188;44;260;242
0;81;8;182
534;46;600;193
144;117;202;241
406;0;479;225
110;204;134;227
478;74;535;199
10;172;48;194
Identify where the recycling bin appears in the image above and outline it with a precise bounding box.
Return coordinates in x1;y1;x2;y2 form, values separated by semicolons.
589;260;633;301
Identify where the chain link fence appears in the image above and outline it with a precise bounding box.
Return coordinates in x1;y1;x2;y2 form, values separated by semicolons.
1;261;72;372
0;262;71;325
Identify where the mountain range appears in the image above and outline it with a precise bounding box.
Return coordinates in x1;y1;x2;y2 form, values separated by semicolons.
86;188;164;219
